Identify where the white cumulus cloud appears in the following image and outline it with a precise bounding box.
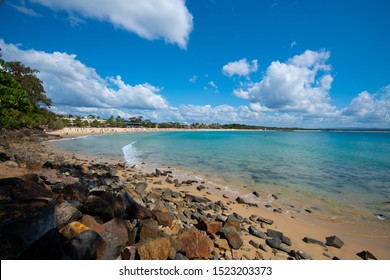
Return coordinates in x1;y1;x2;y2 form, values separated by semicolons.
28;0;193;48
342;86;390;124
0;39;169;112
241;50;335;115
222;58;258;77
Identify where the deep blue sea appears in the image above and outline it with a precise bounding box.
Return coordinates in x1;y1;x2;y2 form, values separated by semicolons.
54;130;390;221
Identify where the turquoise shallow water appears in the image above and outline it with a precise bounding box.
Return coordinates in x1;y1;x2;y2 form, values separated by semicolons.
54;130;390;220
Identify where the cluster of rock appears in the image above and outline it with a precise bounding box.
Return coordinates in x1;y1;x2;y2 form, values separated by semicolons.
0;157;373;260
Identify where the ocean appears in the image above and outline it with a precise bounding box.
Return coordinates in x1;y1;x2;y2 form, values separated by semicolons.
53;130;390;223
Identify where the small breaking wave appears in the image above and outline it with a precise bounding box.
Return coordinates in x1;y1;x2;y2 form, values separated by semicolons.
122;141;141;164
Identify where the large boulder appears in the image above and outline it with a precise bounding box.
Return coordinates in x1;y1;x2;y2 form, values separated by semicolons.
120;192;153;219
59;221;90;239
138;219;164;242
83;195;115;222
138;237;173;260
103;218;129;245
197;217;222;235
55;201;83;228
100;231;127;260
63;229;106;260
9;175;52;199
17;229;69;260
153;211;175;227
220;226;243;250
177;230;214;259
61;183;89;202
79;215;104;234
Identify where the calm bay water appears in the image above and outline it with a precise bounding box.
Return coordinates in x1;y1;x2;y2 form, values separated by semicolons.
55;130;390;220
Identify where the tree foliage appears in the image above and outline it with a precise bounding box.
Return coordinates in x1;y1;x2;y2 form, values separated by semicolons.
0;54;62;129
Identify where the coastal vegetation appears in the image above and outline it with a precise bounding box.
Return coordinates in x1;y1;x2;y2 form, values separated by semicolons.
0;54;63;129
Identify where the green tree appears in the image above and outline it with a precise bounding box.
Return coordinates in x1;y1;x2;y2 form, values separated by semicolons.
6;61;52;108
0;62;34;128
105;116;116;127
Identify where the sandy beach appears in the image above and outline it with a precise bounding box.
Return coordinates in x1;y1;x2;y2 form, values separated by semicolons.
1;128;389;260
46;127;155;138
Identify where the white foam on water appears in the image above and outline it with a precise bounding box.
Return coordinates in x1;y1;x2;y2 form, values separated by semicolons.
122;141;141;164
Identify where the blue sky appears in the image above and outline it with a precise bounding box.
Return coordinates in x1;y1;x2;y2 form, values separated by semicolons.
1;0;389;128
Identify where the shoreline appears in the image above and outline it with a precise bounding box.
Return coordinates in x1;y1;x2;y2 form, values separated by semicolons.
1;128;389;259
45;128;390;259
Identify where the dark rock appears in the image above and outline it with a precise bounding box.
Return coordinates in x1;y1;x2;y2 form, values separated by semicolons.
0;152;11;162
278;243;291;253
61;183;89;202
236;196;259;207
253;191;260;197
9;175;52;199
17;228;69;260
103;218;129;245
138;237;173;260
257;216;274;225
215;200;225;208
325;235;344;249
233;212;244;222
153;181;163;185
135;182;148;195
183;209;193;219
166;177;175;184
185;194;211;204
174;252;189;260
191;211;206;221
259;243;268;252
63;229;106;260
197;185;206;191
357;250;377;260
220;226;243;250
249;239;260;249
121;246;136;260
267;229;283;240
249;226;267;239
297;250;312;260
83;195;115;222
282;236;292;246
55;201;83;228
128;226;138;245
271;194;279;199
100;231;127;259
177;230;214;259
121;192;153;220
266;238;281;250
303;237;327;247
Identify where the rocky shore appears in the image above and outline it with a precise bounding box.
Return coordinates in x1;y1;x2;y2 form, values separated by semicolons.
0;129;385;260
